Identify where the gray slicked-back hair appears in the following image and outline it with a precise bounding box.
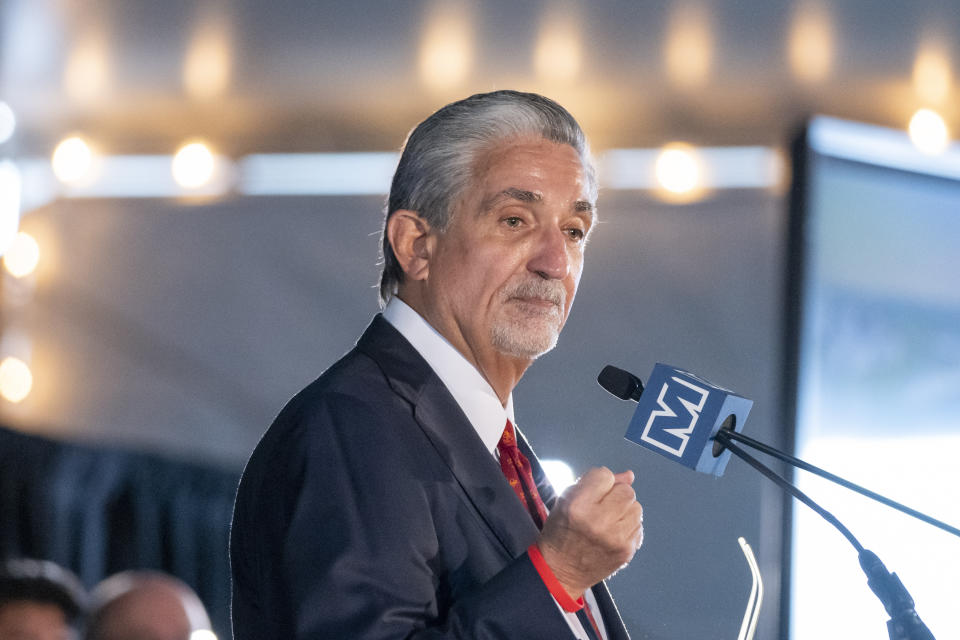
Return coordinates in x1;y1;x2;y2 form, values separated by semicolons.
378;90;596;306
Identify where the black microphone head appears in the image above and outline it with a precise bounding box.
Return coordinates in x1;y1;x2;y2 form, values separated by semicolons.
597;365;644;402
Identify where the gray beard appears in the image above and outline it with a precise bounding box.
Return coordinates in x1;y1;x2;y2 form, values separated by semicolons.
490;318;560;359
490;276;567;358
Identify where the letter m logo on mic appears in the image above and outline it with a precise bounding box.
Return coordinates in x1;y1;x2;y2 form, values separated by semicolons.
640;376;709;458
625;364;753;476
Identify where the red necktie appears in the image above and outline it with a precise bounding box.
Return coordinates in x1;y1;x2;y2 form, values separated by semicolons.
497;420;605;640
497;420;549;529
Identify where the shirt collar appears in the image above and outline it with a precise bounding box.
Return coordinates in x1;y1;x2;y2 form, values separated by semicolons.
383;297;513;456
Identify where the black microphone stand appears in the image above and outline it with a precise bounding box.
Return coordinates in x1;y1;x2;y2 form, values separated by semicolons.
713;430;938;640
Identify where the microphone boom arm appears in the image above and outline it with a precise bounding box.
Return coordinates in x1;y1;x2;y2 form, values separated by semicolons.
716;428;960;539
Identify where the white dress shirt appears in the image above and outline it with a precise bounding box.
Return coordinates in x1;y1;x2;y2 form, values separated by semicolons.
383;298;607;640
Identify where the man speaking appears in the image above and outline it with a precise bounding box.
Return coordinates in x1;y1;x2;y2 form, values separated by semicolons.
230;90;644;639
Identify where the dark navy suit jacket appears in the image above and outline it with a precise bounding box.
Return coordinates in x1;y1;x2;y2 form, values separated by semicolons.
230;315;630;639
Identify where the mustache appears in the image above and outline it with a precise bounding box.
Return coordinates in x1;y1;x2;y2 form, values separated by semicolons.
502;278;565;307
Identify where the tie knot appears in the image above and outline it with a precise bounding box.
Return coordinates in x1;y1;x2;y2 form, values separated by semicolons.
499;420;517;451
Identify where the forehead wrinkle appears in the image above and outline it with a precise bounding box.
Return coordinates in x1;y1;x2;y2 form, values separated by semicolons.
481;188;596;217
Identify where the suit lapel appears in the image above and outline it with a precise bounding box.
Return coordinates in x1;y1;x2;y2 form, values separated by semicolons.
356;316;540;559
591;581;631;640
413;377;541;557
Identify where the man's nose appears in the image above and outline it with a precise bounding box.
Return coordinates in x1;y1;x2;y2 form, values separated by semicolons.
527;227;570;280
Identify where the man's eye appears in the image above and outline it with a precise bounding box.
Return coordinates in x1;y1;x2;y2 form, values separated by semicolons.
566;228;585;241
503;216;523;227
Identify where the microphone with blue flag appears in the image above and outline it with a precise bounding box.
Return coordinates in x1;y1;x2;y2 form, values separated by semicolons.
622;363;753;477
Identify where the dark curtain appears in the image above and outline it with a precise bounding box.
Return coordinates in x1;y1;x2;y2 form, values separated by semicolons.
0;425;240;639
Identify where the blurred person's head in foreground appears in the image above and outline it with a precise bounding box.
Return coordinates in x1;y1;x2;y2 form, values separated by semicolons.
84;571;212;640
0;557;87;640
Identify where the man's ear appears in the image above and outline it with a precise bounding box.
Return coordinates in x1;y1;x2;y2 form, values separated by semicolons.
387;210;434;282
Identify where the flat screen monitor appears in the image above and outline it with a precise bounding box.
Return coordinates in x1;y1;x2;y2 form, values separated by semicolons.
785;115;960;638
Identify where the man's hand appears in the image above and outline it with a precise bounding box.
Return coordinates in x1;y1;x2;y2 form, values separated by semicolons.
537;467;644;600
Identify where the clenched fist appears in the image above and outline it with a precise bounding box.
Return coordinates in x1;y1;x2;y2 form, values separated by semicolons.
536;467;644;599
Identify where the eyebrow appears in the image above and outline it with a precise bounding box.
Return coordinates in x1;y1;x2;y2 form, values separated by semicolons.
482;187;539;210
573;200;595;214
482;187;595;216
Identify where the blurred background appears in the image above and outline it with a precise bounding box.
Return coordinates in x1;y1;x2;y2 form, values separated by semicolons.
0;1;958;639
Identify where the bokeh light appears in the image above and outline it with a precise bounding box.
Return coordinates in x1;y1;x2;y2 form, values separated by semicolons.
418;3;473;91
534;8;583;82
788;2;834;83
172;142;216;188
0;356;33;403
3;232;40;278
0;161;20;255
63;30;111;104
184;19;233;100
664;4;713;89
908;108;950;155
0;102;15;145
52;137;94;184
913;44;952;105
541;459;576;495
655;144;704;197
